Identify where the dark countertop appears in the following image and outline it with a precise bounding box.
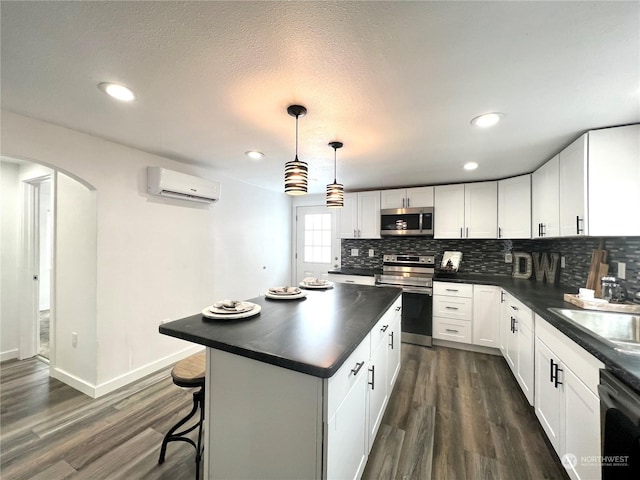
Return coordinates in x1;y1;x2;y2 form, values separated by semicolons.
435;273;640;394
159;283;402;378
328;267;380;277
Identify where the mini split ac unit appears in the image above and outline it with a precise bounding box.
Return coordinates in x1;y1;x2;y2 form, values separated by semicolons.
147;167;220;204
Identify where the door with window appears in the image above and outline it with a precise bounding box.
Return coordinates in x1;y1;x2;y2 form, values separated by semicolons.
295;206;340;283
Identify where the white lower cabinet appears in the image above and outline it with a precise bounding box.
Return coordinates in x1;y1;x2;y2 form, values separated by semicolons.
367;330;389;448
327;363;369;480
327;274;376;286
534;316;604;480
472;285;501;348
500;291;535;405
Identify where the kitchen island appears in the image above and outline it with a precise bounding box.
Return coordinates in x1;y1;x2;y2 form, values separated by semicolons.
160;283;402;480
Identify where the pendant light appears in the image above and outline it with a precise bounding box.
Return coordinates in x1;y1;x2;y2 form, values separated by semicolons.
326;141;344;208
284;105;308;195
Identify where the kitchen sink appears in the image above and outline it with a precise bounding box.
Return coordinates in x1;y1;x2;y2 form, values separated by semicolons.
548;308;640;355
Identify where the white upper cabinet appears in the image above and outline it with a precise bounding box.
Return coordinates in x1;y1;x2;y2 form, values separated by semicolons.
559;135;588;237
380;186;434;209
465;181;498;238
435;182;497;239
532;154;560;238
338;191;381;239
434;184;465;238
498;174;531;239
588;124;640;236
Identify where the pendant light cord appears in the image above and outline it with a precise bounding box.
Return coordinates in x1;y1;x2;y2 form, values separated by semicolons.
333;147;337;183
295;114;299;161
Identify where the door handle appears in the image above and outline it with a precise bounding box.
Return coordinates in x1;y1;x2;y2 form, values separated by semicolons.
368;365;375;390
351;361;365;376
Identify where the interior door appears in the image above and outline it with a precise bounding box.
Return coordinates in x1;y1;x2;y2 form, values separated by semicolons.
295;206;340;283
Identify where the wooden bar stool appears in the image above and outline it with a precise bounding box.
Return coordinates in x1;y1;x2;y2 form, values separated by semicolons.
158;352;206;480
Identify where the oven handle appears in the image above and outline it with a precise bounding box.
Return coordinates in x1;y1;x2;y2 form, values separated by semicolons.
402;287;433;296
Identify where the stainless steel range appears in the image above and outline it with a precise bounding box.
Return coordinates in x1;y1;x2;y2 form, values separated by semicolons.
376;254;434;347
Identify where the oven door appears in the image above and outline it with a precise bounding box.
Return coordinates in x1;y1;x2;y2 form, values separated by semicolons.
400;287;433;347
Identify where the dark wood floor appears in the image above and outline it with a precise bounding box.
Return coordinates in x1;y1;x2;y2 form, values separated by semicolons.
363;344;567;480
1;345;567;479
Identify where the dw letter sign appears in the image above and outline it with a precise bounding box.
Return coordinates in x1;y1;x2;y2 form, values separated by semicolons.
512;252;560;284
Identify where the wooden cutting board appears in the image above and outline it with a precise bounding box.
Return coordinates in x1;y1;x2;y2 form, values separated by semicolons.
585;249;608;292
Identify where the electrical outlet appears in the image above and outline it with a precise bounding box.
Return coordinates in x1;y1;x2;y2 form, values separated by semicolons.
504;253;512;263
561;256;566;268
618;261;626;279
351;248;359;257
368;249;375;257
72;332;78;348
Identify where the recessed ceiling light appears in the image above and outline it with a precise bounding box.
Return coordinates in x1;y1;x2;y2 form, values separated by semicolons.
464;162;479;171
470;112;504;128
245;151;264;160
98;82;135;102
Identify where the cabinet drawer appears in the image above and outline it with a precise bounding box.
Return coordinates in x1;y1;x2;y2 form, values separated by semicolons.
327;274;375;286
370;298;400;349
433;317;472;344
327;335;371;419
434;282;473;298
433;296;472;321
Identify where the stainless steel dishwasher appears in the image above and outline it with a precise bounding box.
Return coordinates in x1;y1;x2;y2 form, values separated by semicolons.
598;369;640;479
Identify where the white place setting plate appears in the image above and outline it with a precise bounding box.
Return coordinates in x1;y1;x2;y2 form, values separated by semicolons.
202;300;261;320
265;286;307;300
299;280;334;290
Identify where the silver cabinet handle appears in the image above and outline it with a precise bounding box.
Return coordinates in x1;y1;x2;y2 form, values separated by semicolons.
498;227;502;238
368;365;375;390
460;227;463;238
395;306;401;312
407;197;410;208
576;216;584;234
351;361;365;376
511;305;519;311
445;306;459;310
402;198;405;208
389;331;394;349
445;328;459;333
380;325;389;332
466;227;469;238
446;288;459;292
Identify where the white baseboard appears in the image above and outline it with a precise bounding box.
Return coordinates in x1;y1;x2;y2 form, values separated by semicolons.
432;339;502;356
47;346;205;398
50;367;97;398
93;344;204;398
0;349;19;362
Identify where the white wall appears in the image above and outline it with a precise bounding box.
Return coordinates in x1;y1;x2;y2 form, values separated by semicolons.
1;110;292;396
0;161;20;360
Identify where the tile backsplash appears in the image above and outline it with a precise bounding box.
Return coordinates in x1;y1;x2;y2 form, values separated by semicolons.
341;236;640;295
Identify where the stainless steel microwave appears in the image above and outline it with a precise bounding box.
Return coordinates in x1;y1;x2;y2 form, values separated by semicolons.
380;207;434;236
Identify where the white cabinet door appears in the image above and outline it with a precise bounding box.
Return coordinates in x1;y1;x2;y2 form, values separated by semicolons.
532;155;560;238
559;135;588;237
465;181;498;238
516;316;535;405
498;174;531;239
387;313;401;390
534;338;562;452
406;186;434;208
380;189;407;209
472;285;501;348
504;307;517;372
338;193;359;238
563;367;602;480
367;337;388;449
434;184;465;238
588;124;640;236
357;191;381;239
326;366;368;480
338;192;380;239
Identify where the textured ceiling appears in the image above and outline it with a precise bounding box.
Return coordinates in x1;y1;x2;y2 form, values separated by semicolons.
1;1;639;194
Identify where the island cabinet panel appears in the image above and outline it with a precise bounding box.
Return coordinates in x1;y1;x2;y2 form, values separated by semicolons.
205;349;323;480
